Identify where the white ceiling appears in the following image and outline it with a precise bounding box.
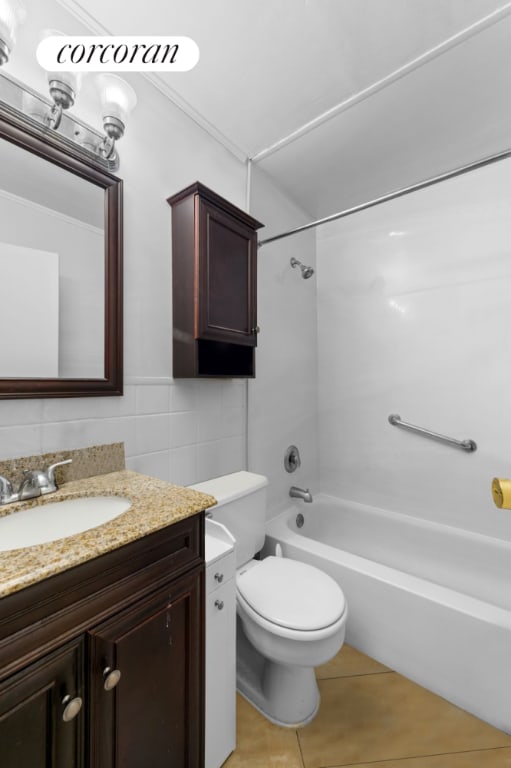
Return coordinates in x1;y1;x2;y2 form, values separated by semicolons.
59;0;511;218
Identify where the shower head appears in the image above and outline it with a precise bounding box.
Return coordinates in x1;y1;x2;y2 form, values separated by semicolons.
290;257;314;279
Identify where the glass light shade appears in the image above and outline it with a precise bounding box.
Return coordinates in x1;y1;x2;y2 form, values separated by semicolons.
40;29;82;95
0;0;26;52
48;68;82;96
96;74;137;125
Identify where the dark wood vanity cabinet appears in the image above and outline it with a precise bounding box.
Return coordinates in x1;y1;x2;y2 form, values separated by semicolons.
168;182;263;378
0;514;204;768
89;570;202;768
0;638;84;768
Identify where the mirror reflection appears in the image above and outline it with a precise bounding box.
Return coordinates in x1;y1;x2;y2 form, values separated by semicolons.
0;137;105;378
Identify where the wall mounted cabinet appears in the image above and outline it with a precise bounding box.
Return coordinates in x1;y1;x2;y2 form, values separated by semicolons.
168;182;263;378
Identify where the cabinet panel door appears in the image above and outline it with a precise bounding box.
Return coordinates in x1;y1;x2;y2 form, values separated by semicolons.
89;568;203;768
0;639;84;768
205;578;236;768
197;198;257;346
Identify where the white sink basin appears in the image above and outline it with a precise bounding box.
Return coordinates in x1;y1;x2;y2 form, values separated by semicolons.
0;496;132;552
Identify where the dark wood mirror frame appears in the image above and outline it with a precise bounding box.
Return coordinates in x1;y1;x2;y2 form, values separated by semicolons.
0;105;123;399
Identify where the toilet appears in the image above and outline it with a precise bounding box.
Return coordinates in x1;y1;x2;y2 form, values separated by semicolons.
191;471;347;727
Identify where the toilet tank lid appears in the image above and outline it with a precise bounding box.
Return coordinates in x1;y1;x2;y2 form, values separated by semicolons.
188;471;268;506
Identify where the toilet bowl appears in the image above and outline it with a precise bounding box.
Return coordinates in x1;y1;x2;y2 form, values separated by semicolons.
190;471;347;727
235;556;347;725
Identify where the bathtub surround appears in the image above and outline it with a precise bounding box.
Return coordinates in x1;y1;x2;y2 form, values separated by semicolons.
317;153;511;542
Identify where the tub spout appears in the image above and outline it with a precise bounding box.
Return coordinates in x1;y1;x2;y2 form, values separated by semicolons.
289;486;313;503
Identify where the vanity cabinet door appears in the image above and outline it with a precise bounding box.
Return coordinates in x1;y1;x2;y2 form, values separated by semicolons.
0;638;84;768
88;566;204;768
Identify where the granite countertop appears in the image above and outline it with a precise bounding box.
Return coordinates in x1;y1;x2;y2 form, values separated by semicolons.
0;469;217;599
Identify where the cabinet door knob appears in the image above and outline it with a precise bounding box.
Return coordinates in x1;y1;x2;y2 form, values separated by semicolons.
103;666;122;691
214;572;224;583
252;326;260;334
214;599;224;610
62;695;83;722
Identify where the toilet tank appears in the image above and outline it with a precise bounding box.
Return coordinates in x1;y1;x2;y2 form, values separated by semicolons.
189;472;268;567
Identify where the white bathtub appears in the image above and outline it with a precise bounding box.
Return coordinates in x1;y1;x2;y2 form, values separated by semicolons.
264;495;511;733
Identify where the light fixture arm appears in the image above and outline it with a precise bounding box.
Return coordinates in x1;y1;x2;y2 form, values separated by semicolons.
98;115;126;160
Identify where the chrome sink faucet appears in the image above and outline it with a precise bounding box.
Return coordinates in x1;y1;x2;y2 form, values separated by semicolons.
0;458;72;505
289;486;313;503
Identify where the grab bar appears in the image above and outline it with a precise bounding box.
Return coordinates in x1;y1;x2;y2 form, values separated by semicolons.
388;414;477;453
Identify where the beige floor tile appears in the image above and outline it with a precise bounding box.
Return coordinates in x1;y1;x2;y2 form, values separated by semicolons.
316;643;390;680
329;747;511;767
223;694;304;768
298;673;511;768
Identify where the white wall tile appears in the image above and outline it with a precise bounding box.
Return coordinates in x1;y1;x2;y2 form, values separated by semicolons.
171;445;198;486
134;414;170;455
135;385;171;415
0;400;44;426
126;450;171;481
0;425;42;459
170;382;197;412
169;411;198;448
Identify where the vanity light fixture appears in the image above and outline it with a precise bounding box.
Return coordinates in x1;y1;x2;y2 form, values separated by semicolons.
40;30;138;160
0;0;25;65
0;17;137;169
41;30;82;130
95;73;137;161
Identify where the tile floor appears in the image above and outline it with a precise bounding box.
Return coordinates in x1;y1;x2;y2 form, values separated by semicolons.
223;645;511;768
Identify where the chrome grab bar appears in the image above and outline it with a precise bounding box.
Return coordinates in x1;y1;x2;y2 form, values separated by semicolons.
388;414;477;453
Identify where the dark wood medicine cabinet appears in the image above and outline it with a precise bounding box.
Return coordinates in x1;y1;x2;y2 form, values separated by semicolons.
167;182;264;378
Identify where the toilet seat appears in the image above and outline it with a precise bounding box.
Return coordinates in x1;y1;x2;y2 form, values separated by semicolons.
237;556;346;633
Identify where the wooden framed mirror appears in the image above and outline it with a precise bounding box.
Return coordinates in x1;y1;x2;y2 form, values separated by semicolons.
0;101;122;399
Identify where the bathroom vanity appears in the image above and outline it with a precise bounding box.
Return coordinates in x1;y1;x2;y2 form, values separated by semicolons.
0;466;215;768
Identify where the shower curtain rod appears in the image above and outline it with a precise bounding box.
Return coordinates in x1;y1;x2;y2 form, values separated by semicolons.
257;147;511;248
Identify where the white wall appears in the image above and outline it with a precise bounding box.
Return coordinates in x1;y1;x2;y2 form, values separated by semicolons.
248;165;318;517
0;0;254;485
317;154;511;541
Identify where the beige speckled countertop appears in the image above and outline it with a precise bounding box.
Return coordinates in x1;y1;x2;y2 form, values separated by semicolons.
0;470;217;599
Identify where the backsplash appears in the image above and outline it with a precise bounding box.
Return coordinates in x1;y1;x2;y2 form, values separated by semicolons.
0;443;125;489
